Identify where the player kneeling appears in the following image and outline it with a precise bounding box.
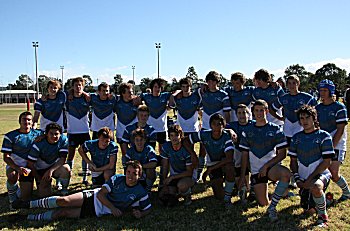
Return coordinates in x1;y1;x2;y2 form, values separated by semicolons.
289;105;333;228
125;128;157;193
27;123;70;197
238;100;291;221
159;125;195;206
78;127;117;186
12;161;151;220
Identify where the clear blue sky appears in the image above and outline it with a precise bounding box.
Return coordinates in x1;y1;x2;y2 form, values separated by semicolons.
1;0;350;86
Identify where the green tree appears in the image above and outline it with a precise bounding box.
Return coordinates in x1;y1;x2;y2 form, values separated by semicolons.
312;63;347;93
186;66;203;89
82;75;94;92
111;74;123;94
284;64;313;91
139;77;152;93
8;74;34;90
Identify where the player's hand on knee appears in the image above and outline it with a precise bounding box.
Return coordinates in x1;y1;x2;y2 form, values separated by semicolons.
132;209;142;218
111;207;123;217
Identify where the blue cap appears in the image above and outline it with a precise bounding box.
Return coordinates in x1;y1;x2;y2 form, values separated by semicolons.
318;79;335;95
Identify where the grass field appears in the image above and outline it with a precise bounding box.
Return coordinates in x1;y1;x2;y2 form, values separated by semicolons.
0;104;349;230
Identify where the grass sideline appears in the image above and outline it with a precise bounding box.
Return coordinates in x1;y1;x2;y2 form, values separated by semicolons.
0;104;348;231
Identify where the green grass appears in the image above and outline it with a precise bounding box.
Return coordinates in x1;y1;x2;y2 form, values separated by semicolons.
0;104;349;230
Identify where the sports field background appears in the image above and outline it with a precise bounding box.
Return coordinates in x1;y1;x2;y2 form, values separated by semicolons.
0;104;349;230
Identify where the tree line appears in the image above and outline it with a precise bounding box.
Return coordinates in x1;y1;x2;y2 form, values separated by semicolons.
6;63;350;95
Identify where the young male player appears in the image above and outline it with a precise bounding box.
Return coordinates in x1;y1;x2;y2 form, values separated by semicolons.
289;105;333;227
160;125;195;206
226;104;253;201
316;79;350;202
27;123;70;197
197;71;231;180
225;72;254;122
2;111;42;208
78;127;118;186
121;105;156;167
113;83;138;150
125;128;158;193
90;82;117;140
238;99;291;221
172;77;201;136
65;77;91;185
138;78;173;153
12;161;151;220
252;69;285;126
33;80;66;131
271;75;317;143
185;113;235;207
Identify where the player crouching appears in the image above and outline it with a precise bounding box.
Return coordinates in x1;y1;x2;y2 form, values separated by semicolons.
289;105;333;228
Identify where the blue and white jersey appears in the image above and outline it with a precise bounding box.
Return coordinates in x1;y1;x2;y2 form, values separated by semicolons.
316;102;348;151
273;92;317;137
252;85;285;126
225;86;254;122
160;142;192;176
289;129;334;180
174;91;201;132
34;91;66;131
94;174;151;217
239;121;288;175
1;129;43;167
113;98;138;139
90;94;117;132
65;95;90;134
27;135;68;170
190;130;234;166
199;89;231;130
140;92;171;132
125;145;157;165
226;120;254;167
82;139;118;168
226;120;254;149
121;122;156;144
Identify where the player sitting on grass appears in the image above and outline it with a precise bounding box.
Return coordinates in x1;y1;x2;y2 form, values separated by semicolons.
12;160;151;220
1;111;43;209
238;99;291;221
26;123;70;197
78;127;118;186
159;125;196;206
185;113;235;208
125;128;157;193
289;105;333;228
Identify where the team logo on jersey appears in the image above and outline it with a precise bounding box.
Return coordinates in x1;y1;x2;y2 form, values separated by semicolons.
128;194;136;201
215;97;223;102
283;99;289;104
270;92;276;96
266;131;275;137
328;111;335;117
313;138;321;144
298;99;306;105
243;92;250;96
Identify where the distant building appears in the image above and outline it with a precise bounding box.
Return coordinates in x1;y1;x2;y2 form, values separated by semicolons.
0;90;39;104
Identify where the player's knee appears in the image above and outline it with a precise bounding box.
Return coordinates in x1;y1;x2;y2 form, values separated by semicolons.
310;184;323;196
56;196;70;206
279;169;291;182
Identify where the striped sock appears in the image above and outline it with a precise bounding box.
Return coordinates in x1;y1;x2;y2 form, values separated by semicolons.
224;181;235;202
66;160;74;169
6;181;19;203
270;181;289;208
313;193;327;216
27;210;54;221
336;176;350;196
30;196;59;209
82;160;88;181
197;156;205;180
